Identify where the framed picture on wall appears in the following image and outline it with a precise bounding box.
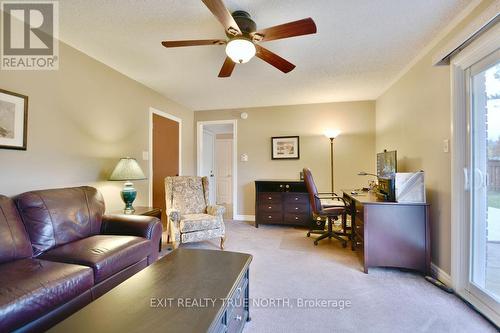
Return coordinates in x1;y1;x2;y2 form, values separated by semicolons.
0;89;28;150
271;136;300;160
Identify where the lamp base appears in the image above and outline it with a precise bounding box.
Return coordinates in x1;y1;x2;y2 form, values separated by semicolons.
120;181;137;213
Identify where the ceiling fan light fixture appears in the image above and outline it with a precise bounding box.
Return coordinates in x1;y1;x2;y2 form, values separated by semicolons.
225;38;256;64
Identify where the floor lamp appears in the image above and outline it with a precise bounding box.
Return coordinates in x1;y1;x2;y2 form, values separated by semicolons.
324;129;341;193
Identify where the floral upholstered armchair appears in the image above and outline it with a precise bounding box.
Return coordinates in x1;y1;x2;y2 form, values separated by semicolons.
165;176;226;249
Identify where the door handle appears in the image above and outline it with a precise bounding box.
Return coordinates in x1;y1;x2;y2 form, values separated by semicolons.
474;168;485;189
464;168;470;191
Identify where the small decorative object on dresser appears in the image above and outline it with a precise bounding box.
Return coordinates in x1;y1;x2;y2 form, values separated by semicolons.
271;136;300;160
255;180;314;228
0;88;28;150
109;157;147;213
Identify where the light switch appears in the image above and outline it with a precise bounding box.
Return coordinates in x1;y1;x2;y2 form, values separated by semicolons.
443;139;449;153
142;151;149;160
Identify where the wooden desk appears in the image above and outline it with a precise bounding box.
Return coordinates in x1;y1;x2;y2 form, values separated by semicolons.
343;190;430;274
49;249;252;333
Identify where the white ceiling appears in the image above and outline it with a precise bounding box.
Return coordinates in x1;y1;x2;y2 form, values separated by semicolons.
59;0;471;111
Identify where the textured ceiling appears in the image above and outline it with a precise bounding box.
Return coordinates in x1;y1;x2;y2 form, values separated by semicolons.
59;0;471;110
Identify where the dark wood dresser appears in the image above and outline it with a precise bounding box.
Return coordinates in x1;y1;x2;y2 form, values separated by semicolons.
255;180;312;228
343;190;430;274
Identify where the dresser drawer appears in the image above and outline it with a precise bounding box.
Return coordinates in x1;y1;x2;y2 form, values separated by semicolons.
259;203;282;212
284;203;308;214
284;193;309;204
284;213;310;225
259;212;282;223
258;192;282;203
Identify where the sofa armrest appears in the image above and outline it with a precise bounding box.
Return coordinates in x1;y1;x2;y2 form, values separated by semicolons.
167;209;181;223
207;205;225;217
101;214;163;263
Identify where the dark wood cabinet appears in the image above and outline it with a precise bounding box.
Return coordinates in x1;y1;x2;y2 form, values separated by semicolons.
343;190;430;274
255;180;312;228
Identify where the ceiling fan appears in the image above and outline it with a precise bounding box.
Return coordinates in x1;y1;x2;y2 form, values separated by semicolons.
161;0;317;78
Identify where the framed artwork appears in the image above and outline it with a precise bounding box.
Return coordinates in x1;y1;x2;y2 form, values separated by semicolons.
271;136;300;160
0;89;28;150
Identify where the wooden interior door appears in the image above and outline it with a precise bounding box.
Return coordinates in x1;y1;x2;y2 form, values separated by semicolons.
153;114;179;228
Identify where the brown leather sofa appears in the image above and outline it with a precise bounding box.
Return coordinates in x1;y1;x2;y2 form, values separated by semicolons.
0;186;162;332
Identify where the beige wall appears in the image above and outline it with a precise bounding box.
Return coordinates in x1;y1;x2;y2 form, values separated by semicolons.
375;0;495;274
0;42;195;211
195;101;376;216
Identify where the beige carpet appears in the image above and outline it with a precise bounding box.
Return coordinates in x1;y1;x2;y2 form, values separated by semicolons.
165;220;497;332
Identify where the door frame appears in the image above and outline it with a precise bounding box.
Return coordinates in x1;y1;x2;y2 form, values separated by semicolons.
148;107;182;207
197;119;238;219
450;23;500;326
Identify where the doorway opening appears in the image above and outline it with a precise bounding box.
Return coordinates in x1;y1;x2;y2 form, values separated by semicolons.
149;108;182;229
197;120;237;220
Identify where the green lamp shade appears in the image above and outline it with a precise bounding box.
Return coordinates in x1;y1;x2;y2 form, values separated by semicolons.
109;157;146;213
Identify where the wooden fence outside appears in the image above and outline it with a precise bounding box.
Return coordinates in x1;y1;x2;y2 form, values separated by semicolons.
489;160;500;190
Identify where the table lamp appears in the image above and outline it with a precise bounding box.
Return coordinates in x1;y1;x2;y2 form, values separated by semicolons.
109;157;146;213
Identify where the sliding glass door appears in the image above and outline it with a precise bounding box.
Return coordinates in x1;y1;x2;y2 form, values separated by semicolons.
466;48;500;314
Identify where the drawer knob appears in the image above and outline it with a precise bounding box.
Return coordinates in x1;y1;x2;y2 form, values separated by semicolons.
295;217;299;220
268;216;272;218
356;242;362;246
356;225;360;229
236;315;242;321
295;197;298;200
268;197;272;200
285;184;290;188
268;206;272;209
280;185;284;188
295;207;299;210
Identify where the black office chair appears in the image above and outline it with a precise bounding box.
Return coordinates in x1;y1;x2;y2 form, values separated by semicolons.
303;168;348;247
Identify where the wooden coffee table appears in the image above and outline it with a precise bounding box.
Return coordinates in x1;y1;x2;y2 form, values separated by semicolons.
49;249;252;333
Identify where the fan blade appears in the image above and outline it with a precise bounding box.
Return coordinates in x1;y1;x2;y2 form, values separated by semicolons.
255;45;296;73
162;39;225;48
255;18;317;42
202;0;242;36
218;57;236;77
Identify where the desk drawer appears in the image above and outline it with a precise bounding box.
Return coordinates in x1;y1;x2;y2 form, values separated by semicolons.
284;203;308;214
284;193;309;204
259;192;281;203
354;220;364;235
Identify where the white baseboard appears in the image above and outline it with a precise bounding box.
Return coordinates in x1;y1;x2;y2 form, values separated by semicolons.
430;262;452;287
234;214;255;222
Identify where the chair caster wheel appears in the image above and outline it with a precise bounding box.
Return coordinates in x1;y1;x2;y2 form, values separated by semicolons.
307;232;311;237
314;241;318;246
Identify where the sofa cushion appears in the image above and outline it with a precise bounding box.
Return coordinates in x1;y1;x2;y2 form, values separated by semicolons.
39;235;151;283
15;186;105;255
0;258;93;332
180;213;221;233
0;195;32;264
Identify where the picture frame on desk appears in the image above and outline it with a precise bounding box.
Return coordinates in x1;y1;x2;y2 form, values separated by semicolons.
271;136;300;160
